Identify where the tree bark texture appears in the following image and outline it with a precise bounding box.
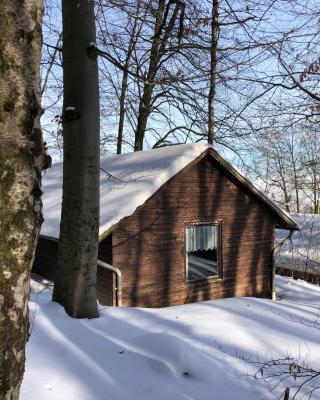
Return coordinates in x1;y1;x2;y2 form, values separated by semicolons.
52;0;100;318
0;1;44;399
208;0;219;145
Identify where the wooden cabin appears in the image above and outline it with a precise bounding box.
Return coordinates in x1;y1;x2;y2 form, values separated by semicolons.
33;144;298;307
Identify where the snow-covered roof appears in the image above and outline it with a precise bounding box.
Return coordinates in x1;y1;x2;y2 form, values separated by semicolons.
40;143;297;240
276;213;320;273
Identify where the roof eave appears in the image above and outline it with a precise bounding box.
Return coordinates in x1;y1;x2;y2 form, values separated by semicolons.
42;146;299;240
275;223;300;231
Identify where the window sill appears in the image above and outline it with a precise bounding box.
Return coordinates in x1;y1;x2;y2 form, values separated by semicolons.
186;275;223;284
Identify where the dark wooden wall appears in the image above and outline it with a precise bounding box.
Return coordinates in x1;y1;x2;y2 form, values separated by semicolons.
33;237;58;281
97;235;114;305
112;154;276;307
33;235;114;306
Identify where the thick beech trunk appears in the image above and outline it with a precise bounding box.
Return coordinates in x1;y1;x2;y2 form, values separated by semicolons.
0;1;44;398
53;0;100;318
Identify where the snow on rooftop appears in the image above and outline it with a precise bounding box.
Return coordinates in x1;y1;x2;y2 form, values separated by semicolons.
41;143;295;239
41;143;211;239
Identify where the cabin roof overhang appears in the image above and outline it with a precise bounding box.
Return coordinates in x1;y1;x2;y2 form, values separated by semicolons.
40;144;298;242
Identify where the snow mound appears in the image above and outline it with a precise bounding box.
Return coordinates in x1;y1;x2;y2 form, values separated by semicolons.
276;275;320;304
22;276;320;400
130;333;210;381
276;213;320;274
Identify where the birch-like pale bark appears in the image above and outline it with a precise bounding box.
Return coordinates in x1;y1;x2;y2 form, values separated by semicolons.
0;1;44;398
53;0;100;318
208;0;219;145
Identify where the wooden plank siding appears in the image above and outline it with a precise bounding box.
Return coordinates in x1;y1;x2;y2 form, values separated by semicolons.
112;154;276;307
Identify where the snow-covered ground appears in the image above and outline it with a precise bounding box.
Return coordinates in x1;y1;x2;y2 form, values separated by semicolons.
21;276;320;400
276;213;320;274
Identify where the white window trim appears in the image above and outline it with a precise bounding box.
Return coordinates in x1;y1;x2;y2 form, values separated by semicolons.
185;221;222;283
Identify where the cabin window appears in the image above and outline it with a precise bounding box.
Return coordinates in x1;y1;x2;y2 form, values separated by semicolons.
186;223;220;281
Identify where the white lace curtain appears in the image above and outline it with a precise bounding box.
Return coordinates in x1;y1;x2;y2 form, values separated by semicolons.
186;225;218;252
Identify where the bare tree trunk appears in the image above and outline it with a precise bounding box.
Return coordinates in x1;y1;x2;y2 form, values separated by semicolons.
53;0;100;318
208;0;219;145
279;175;291;213
292;163;300;213
134;84;155;151
312;168;318;214
117;1;142;155
133;0;184;151
287;135;300;213
0;1;44;398
117;71;129;155
134;0;165;151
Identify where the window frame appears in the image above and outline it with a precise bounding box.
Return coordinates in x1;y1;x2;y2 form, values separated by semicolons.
184;220;223;283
